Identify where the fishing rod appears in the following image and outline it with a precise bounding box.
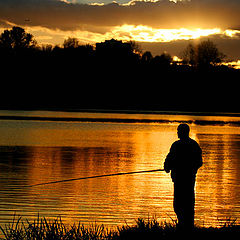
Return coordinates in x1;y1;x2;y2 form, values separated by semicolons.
27;169;165;188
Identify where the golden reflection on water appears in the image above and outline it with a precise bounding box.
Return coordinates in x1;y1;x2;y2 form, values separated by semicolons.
195;132;240;225
0;114;239;228
22;124;177;226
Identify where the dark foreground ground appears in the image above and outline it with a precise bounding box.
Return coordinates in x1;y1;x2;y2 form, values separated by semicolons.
1;216;239;240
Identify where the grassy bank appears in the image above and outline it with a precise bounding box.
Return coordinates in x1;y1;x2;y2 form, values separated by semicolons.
0;216;239;240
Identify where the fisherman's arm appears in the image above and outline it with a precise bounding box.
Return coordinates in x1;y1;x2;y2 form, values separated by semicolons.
164;143;176;173
193;143;203;173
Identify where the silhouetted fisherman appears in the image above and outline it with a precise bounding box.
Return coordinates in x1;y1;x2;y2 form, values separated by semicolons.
164;123;203;230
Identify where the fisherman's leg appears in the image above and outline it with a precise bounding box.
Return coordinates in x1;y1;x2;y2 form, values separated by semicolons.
174;180;195;229
173;182;185;228
182;180;196;229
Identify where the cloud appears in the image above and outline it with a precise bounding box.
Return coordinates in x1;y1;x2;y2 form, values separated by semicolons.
0;0;240;32
0;0;240;60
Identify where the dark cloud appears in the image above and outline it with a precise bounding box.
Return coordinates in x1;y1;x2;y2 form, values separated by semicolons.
0;0;240;31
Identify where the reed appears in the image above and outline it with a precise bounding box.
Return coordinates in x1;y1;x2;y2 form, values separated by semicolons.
0;215;239;240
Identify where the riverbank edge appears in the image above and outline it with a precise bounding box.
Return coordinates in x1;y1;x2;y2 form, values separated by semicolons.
0;216;239;240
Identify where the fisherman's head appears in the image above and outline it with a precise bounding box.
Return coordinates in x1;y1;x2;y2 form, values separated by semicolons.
177;123;190;140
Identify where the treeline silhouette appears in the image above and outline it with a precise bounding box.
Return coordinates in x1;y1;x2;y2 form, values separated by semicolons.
0;26;239;113
0;26;238;73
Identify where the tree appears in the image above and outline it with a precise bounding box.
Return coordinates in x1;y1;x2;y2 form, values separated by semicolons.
182;40;225;68
128;40;142;55
63;37;79;49
181;43;196;66
95;39;140;66
0;26;36;50
151;52;172;67
197;40;225;67
141;51;153;64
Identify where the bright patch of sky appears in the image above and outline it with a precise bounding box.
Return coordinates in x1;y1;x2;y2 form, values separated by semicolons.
62;0;130;4
62;0;181;5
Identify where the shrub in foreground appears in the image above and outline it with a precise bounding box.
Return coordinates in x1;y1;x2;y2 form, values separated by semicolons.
0;216;239;240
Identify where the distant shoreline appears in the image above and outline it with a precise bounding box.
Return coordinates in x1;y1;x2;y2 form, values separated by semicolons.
0;114;240;126
1;108;240;118
41;108;240;117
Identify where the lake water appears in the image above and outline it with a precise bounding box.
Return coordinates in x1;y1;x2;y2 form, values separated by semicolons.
0;110;239;228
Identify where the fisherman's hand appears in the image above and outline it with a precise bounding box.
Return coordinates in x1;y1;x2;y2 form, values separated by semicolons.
164;167;170;173
164;162;170;173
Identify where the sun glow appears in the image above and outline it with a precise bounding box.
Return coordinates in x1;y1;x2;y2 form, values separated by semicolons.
3;21;240;46
223;29;240;38
65;25;238;44
68;25;231;44
224;60;240;69
110;25;222;42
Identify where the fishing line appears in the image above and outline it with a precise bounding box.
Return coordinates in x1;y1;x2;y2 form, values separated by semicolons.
27;169;164;188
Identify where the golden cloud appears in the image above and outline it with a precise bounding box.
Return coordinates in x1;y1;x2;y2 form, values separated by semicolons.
21;23;240;46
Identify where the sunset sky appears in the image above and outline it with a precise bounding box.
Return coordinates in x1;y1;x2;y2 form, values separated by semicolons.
0;0;240;60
